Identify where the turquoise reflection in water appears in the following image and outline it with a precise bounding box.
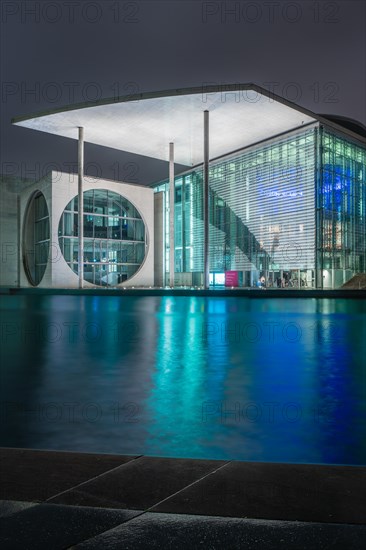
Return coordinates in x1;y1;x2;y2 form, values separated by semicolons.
145;297;208;457
0;295;365;465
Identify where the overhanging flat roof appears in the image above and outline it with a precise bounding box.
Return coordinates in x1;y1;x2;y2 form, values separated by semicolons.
12;83;362;166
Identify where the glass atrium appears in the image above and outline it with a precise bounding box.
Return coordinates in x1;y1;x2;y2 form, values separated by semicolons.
154;124;366;289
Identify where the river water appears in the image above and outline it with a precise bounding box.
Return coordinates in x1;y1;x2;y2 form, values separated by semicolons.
1;295;365;465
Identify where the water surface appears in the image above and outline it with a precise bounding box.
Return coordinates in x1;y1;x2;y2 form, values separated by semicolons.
1;295;365;465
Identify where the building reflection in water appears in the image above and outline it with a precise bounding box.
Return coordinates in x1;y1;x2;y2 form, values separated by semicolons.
0;295;365;465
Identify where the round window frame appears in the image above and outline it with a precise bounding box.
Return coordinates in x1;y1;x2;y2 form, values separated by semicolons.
58;189;149;286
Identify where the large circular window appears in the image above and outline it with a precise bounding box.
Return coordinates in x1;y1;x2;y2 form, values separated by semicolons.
23;191;50;286
58;189;146;286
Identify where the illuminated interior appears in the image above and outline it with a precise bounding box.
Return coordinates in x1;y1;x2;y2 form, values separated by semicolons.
154;125;366;288
58;189;146;286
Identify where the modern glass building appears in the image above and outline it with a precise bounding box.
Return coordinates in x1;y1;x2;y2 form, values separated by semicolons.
8;83;366;289
154;123;366;289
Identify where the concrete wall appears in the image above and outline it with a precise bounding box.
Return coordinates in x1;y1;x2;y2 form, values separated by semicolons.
19;173;53;288
0;176;34;287
19;171;154;288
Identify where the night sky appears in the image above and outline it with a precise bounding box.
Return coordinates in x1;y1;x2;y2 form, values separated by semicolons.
1;0;365;185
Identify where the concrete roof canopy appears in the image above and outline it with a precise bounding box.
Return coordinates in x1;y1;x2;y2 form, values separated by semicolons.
12;83;325;167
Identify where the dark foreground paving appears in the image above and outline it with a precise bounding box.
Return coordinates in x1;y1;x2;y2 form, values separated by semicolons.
0;448;365;549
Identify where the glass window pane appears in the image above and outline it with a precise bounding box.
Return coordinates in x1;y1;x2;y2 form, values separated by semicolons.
135;220;145;241
94;216;107;239
84;215;94;238
108;192;121;216
84;190;94;213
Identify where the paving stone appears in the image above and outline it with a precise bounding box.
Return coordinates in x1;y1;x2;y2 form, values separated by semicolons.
50;456;228;509
0;499;37;518
74;512;366;550
151;461;366;524
0;448;138;501
0;502;141;550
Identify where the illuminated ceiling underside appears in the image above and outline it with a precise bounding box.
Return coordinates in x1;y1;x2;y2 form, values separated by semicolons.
13;84;317;166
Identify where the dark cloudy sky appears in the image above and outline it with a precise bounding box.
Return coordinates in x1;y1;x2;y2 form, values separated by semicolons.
1;0;365;184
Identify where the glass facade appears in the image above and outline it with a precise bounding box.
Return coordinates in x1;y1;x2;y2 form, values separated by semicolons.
23;191;50;286
58;189;146;286
317;128;366;288
154;124;366;288
156;126;317;287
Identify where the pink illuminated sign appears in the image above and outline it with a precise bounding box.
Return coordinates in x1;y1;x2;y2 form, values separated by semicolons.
225;271;238;287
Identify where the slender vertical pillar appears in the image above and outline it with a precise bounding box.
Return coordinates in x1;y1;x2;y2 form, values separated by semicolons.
78;126;84;289
315;126;323;289
169;142;175;287
17;195;20;287
203;110;210;289
181;176;186;272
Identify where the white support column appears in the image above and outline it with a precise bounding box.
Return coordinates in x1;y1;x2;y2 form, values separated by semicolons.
169;142;175;287
78;126;84;289
203;110;209;290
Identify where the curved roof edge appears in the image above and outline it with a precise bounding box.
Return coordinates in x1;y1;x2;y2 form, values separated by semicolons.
12;82;366;148
11;82;315;124
320;114;366;139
